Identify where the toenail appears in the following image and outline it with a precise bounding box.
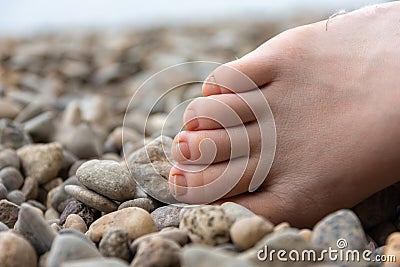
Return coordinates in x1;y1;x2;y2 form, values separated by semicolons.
173;174;187;196
204;74;221;95
184;108;199;130
178;139;191;160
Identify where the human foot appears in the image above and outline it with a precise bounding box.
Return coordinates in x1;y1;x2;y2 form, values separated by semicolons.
169;2;400;227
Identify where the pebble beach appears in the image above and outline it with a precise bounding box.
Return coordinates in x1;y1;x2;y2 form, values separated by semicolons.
1;3;400;266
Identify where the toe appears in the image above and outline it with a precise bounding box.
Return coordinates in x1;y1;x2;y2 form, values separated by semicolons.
169;154;260;204
202;48;279;96
184;90;267;131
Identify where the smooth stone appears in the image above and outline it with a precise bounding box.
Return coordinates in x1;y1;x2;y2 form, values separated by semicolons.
23;111;55;142
127;136;175;203
58;149;78;179
0;167;24;191
183;246;255;267
130;227;188;254
45;208;60;221
299;229;313;243
47;234;102;267
99;227;131;261
86;207;157;243
312;209;368;251
118;198;155;213
0;119;32;149
0;183;8;199
0;231;38;267
76;159;135;201
220;202;256;222
384;232;400;264
151;205;182;230
17;142;63;184
0;148;20;170
6;190;26;205
14;101;42;123
0;199;20;228
0;97;21;119
51;176;79;212
180;205;233;246
130;236;180;267
14;203;57;254
22;177;39;201
60;200;98;226
273;222;291;232
64;185;118;213
230;216;274;250
64;214;88;233
0;221;9;231
61;258;129;267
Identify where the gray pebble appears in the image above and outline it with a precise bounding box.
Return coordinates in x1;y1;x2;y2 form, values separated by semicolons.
119;197;155;213
151;205;182;230
15;203;57;254
0;148;20;170
0;183;7;199
0;167;24;191
0;119;32;150
7;190;26;205
220;202;255;222
99;227;131;262
51;176;80;213
0;221;9;231
64;185;118;213
76;160;135;201
21;176;39;200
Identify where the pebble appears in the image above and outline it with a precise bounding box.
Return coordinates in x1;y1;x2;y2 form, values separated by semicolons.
68;160;86;177
0;222;9;231
0;199;20;228
23;111;55;142
7;189;26;205
0;148;20;170
86;207;157;243
104;126;141;152
21;176;39;200
43;177;64;192
0;97;21;119
0;231;38;267
182;246;255;267
99;227;131;261
59;149;79;179
15;203;57;254
151;204;182;230
384;232;400;265
46;234;102;267
51;176;79;212
220;202;256;222
76;159;135;201
60;258;129;267
17;142;63;184
0;182;8;199
118;197;155;213
0;119;32;149
179;205;233;246
60;200;98;226
64;185;118;213
299;229;313;243
0;166;24;190
65;214;88;233
130;236;181;267
127;136;175;203
45;208;60;220
311;209;369;251
230;215;274;250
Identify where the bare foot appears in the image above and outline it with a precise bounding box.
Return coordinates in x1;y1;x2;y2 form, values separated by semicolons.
169;2;400;227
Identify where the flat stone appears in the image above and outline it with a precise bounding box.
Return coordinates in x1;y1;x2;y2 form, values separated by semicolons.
118;197;155;213
0;231;38;267
15;203;57;255
0;119;31;150
47;234;102;267
151;205;182;230
179;205;233;246
0;166;23;191
312;209;368;251
182;246;255;267
76;159;135;201
99;227;131;262
17;142;63;184
127;136;175;203
0;148;20;170
86;207;157;243
0;199;20;228
130;236;180;267
60;200;98;226
64;185;118;213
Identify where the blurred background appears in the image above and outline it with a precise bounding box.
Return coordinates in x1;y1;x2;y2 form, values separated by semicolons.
0;0;390;158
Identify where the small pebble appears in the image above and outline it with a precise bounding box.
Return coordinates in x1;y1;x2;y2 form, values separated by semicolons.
0;231;38;267
50;176;79;212
220;202;256;222
64;185;118;213
60;200;98;226
299;229;313;243
7;189;26;205
0;119;32;149
0;222;9;231
118;197;155;213
0;148;20;170
0;199;20;228
86;207;157;243
21;176;39;200
0;183;8;199
99;227;131;262
0;166;24;191
65;214;88;233
151;204;182;230
45;208;60;220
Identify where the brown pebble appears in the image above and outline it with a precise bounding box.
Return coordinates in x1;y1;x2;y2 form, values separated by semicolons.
64;214;88;233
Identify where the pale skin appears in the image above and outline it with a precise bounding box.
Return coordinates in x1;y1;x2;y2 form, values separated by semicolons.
169;1;400;227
